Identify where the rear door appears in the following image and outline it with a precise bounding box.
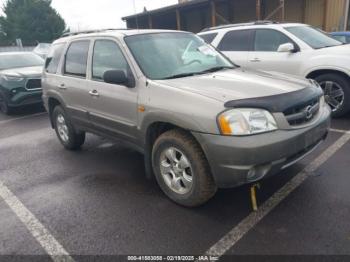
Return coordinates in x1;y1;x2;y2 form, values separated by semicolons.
55;40;92;127
216;29;254;67
247;29;302;75
87;38;139;143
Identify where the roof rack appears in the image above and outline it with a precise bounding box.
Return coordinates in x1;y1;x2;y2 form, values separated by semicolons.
61;28;130;38
200;20;279;32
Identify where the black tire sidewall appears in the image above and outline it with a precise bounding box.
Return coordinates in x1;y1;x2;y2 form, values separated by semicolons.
315;74;350;117
152;131;216;207
0;92;10;115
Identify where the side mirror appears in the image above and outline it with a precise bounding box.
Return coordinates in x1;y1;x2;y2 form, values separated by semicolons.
103;70;130;87
277;43;296;53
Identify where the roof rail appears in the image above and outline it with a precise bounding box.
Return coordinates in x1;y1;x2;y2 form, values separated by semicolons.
61;28;130;38
200;20;279;32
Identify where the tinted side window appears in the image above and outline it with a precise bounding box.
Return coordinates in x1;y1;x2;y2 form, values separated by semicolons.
218;30;254;51
45;43;65;74
254;29;292;52
199;33;218;44
64;41;90;77
92;40;129;80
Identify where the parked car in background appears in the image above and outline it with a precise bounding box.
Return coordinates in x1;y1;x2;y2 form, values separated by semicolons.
42;29;330;207
330;32;350;44
0;52;44;114
33;43;52;58
199;21;350;117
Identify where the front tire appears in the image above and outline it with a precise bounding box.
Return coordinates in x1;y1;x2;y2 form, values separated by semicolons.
315;73;350;117
52;106;85;150
152;129;217;207
0;93;12;115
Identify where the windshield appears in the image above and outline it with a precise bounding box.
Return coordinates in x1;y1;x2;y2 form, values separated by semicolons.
125;32;234;80
285;26;343;49
0;53;44;70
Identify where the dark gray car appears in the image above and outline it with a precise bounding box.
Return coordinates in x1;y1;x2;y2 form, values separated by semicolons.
42;29;331;207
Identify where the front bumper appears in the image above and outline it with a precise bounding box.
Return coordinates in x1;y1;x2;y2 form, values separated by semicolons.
1;87;43;107
192;105;331;188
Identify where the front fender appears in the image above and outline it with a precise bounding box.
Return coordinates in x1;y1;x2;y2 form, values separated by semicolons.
302;56;350;77
139;109;205;144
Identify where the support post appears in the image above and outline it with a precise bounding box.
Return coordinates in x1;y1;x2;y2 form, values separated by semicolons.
301;0;306;23
148;15;153;29
280;0;285;22
323;0;329;31
256;0;261;20
176;9;181;30
211;1;216;27
344;0;349;31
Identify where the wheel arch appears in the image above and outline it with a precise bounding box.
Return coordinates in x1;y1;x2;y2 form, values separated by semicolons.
143;120;203;180
47;95;66;128
306;69;350;82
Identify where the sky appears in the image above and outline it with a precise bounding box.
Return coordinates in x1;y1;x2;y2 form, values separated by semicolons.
0;0;178;31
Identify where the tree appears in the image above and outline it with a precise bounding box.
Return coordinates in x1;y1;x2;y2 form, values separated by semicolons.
0;0;66;46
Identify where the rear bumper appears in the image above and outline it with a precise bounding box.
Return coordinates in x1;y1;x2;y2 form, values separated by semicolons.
192;105;331;188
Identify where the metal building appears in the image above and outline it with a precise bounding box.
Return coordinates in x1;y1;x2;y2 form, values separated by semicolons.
122;0;350;33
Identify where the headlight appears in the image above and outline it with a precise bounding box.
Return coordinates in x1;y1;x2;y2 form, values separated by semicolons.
218;108;278;136
1;75;24;82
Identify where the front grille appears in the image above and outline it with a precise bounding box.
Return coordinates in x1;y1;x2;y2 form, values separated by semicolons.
284;97;320;126
26;79;42;90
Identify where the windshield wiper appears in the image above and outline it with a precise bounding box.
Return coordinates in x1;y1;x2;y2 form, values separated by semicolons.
162;66;235;80
162;72;200;79
198;66;235;74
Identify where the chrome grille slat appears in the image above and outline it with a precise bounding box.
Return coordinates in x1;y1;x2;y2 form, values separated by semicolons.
284;98;320;126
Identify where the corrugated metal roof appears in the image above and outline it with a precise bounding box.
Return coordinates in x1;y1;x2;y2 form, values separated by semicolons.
122;0;209;20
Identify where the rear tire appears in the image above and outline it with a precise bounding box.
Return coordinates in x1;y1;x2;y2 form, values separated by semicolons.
152;129;217;207
52;105;85;150
315;73;350;118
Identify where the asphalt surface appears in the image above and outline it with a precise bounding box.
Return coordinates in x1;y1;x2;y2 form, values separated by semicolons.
0;105;349;261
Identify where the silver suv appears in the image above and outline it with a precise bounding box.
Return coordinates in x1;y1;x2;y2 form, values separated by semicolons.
42;29;331;207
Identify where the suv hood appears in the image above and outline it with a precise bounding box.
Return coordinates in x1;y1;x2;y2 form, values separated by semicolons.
0;66;43;78
316;44;350;55
154;68;312;102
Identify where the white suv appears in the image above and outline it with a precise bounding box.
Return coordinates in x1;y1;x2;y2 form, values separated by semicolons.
198;21;350;117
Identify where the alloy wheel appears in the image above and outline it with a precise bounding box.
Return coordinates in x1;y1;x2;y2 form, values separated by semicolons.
56;114;69;142
159;147;193;195
320;81;345;112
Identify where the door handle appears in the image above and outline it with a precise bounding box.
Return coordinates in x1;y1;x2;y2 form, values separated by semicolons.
58;84;67;90
89;90;99;97
250;58;261;62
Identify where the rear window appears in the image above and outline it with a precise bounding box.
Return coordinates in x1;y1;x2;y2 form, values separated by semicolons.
218;29;254;51
45;43;65;74
199;33;218;44
64;40;90;77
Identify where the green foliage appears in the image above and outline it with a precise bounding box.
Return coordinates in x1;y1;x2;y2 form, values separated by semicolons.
0;0;66;46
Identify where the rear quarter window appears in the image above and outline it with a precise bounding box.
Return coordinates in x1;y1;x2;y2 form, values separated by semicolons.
45;43;65;74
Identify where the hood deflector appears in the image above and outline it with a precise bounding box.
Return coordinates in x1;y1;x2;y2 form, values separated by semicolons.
224;86;324;113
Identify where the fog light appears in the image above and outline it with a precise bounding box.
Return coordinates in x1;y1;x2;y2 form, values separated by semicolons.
247;164;272;182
